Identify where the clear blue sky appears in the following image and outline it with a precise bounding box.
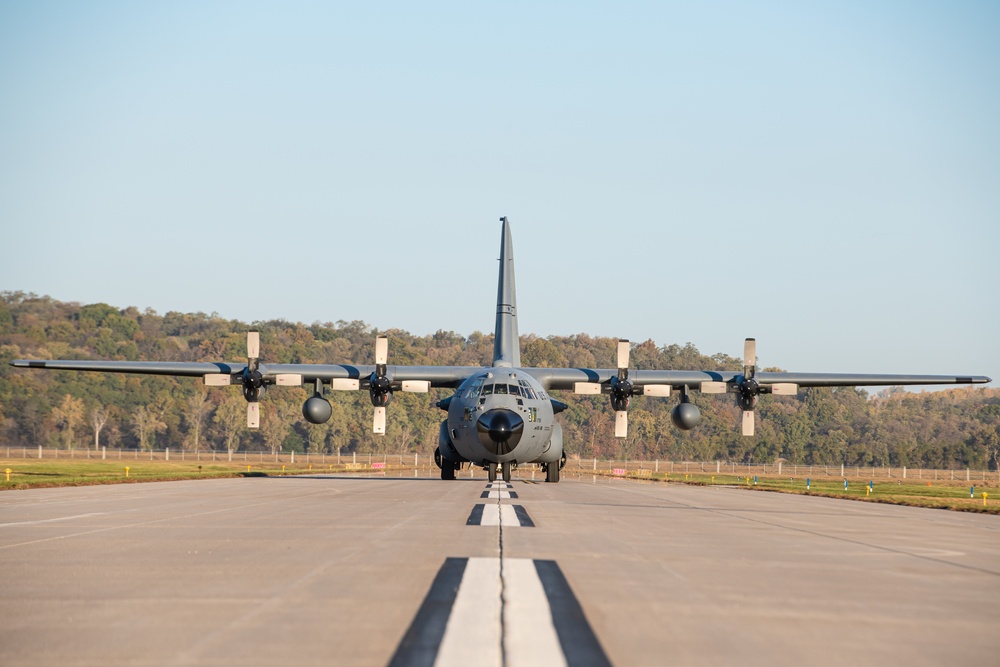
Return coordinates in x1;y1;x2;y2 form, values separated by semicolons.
1;1;997;387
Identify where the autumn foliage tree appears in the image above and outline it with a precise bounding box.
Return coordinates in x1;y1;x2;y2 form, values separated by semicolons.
1;291;996;468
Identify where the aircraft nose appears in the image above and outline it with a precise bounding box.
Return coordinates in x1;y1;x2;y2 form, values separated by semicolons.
476;409;524;455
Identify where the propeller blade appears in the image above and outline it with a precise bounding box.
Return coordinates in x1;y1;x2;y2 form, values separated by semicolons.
701;382;728;394
375;336;388;366
203;374;231;386
617;339;630;373
771;383;799;395
642;385;671;397
247;331;260;360
373;407;386;435
744;338;756;371
275;374;302;386
574;382;602;395
401;380;430;393
247;402;260;429
742;410;755;436
615;410;628;438
332;378;360;391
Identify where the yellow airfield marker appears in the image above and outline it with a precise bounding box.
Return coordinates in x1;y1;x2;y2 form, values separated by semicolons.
984;492;989;506
247;465;251;472
5;468;11;481
125;467;130;478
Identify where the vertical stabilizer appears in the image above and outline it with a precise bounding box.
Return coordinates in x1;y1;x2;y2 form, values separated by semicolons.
493;217;520;368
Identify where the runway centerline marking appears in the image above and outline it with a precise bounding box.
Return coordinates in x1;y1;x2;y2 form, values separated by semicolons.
391;557;607;667
466;504;534;527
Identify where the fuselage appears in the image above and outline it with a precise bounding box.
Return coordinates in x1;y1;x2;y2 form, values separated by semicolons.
444;368;562;467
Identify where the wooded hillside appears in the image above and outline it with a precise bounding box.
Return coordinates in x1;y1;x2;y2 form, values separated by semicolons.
1;292;997;469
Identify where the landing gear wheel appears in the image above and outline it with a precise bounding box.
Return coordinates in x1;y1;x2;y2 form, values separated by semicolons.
441;463;456;480
488;462;497;482
546;461;560;483
502;461;512;483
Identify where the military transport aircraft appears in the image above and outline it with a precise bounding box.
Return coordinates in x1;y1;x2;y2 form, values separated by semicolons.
11;218;992;483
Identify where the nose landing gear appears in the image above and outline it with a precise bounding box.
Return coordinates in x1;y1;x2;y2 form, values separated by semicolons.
487;461;513;483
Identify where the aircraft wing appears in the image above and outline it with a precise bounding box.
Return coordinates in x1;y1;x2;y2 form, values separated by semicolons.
527;368;991;391
9;359;479;389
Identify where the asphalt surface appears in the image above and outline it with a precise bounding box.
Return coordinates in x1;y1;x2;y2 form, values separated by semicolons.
1;471;998;666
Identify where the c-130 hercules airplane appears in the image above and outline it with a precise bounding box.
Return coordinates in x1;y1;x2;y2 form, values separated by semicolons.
11;219;992;483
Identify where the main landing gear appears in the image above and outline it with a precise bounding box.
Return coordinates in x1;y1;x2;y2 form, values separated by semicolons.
488;462;497;482
545;461;560;483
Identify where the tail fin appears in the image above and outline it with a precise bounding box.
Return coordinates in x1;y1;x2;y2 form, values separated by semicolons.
492;217;520;368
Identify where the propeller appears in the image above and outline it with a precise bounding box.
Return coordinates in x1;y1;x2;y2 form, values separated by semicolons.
609;339;633;438
368;335;392;435
201;330;305;429
737;338;759;436
572;339;671;438
326;335;430;434
242;331;265;428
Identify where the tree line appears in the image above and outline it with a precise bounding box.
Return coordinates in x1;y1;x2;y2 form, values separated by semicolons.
1;291;997;469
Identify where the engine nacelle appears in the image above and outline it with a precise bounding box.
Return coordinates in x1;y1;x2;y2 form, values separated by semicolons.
671;402;701;430
302;396;332;424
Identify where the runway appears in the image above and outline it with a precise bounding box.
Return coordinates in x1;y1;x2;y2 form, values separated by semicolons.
1;472;998;666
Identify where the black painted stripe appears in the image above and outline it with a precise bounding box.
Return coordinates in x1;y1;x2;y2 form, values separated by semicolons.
466;504;485;525
479;490;517;498
387;557;468;667
513;505;535;527
534;560;612;667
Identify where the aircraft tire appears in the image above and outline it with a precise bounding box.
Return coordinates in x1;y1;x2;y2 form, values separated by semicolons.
441;463;456;480
546;462;560;483
488;463;497;482
502;461;512;483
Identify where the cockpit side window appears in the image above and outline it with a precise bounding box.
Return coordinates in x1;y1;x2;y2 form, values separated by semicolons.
463;378;485;399
482;383;494;396
517;380;536;400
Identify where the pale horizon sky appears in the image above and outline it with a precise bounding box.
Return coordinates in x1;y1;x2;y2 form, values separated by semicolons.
1;1;997;387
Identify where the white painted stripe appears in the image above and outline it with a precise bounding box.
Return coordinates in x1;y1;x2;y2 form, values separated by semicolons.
487;490;511;499
480;504;500;526
474;505;523;528
434;558;502;667
0;512;106;528
504;559;568;667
